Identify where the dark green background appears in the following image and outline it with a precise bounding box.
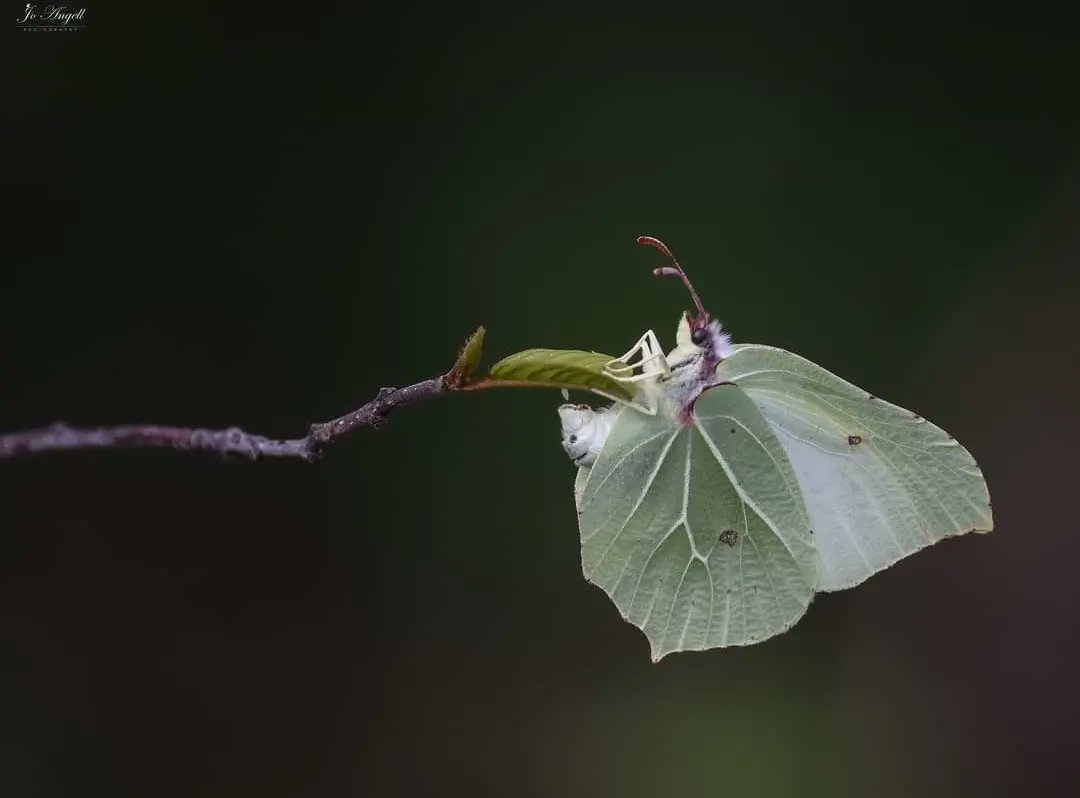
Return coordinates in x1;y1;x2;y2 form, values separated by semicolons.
5;6;1079;797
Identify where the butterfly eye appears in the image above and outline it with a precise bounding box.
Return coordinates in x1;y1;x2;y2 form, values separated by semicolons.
691;328;707;345
569;435;577;444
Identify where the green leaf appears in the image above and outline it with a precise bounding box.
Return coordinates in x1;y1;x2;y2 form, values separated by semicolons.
447;326;486;388
486;348;635;401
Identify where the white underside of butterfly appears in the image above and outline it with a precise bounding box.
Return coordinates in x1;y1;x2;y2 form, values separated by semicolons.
558;237;993;661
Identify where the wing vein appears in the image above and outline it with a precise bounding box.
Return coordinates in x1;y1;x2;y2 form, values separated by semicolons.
581;430;678;546
693;418;806;569
580;427;678;511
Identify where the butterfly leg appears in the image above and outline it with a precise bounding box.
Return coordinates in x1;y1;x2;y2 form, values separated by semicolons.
603;329;670;416
604;329;670;384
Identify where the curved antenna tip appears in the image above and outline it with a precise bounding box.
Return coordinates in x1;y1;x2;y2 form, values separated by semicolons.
636;235;708;323
637;235;674;260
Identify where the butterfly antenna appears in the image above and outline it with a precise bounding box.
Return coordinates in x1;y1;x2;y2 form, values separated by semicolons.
637;235;708;322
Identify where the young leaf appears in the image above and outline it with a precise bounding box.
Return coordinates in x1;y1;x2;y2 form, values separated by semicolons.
446;326;486;388
482;349;635;401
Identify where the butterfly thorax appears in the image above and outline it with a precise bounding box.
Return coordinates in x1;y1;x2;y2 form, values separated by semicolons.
659;313;735;422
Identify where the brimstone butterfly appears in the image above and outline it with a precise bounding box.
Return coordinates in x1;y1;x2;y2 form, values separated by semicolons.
557;236;993;660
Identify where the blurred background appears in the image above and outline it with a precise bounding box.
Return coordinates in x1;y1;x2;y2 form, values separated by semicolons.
4;5;1079;797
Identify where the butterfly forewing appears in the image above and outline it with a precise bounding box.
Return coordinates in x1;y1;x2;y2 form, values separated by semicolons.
576;384;817;660
717;344;994;592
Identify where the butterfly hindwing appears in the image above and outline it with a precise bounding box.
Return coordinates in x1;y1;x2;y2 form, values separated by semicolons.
575;384;816;659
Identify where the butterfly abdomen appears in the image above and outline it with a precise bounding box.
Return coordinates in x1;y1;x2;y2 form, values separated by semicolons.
557;403;617;467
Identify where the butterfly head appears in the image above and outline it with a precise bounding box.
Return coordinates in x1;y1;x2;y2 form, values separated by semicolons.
673;311;734;365
638;236;734;378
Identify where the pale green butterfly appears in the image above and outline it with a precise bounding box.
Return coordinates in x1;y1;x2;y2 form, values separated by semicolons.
558;236;993;661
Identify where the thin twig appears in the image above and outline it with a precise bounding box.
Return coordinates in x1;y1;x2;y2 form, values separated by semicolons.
0;377;447;462
0;326;493;462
